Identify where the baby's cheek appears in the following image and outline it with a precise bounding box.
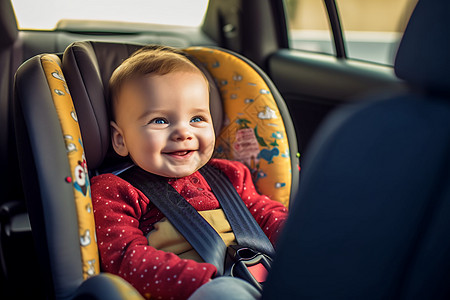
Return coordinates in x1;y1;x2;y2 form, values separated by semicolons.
204;137;215;159
207;127;216;149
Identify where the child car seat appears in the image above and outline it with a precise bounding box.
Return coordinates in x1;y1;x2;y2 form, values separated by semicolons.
13;42;299;299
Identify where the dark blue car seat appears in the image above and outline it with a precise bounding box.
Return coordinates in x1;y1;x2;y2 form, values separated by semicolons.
263;0;450;299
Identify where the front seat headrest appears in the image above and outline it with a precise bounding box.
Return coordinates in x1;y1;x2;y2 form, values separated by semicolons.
395;0;450;95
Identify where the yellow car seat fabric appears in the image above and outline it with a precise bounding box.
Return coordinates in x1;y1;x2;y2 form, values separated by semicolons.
41;54;100;279
185;47;294;207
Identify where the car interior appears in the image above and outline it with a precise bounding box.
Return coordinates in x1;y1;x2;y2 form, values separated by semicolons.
2;0;448;299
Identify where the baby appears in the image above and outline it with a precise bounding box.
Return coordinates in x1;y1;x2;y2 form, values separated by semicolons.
91;45;288;300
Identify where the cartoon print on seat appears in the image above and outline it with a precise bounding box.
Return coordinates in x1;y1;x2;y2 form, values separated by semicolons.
233;118;260;168
185;47;294;207
74;153;89;196
41;54;99;279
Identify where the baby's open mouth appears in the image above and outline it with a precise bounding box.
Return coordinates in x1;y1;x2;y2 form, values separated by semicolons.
165;150;192;156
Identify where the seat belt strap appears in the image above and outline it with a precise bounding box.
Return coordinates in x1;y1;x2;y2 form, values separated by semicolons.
199;165;275;258
119;163;276;275
119;166;227;275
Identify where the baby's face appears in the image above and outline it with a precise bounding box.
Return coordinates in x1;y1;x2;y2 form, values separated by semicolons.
111;71;215;178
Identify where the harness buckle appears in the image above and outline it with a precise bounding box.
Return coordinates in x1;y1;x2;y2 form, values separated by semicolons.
224;245;272;292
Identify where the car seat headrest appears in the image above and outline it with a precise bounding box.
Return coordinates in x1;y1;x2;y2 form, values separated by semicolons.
0;0;18;48
395;0;450;95
62;41;222;171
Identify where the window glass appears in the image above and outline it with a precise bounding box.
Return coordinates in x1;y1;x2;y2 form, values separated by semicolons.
11;0;209;30
284;0;335;56
285;0;418;65
337;0;418;65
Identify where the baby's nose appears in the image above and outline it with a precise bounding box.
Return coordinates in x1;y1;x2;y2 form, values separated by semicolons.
171;125;193;141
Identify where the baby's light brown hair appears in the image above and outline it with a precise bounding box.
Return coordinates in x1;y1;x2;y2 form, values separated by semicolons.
109;45;208;120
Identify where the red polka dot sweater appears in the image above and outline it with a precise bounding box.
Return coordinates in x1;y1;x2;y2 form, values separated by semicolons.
91;159;288;300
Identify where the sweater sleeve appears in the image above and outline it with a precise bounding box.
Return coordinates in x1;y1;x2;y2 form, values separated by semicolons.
91;174;216;300
208;159;288;245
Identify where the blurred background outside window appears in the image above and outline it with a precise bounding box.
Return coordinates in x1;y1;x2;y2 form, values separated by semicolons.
11;0;209;30
285;0;418;65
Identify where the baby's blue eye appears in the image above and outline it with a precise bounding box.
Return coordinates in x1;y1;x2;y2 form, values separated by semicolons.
150;118;168;124
191;116;203;123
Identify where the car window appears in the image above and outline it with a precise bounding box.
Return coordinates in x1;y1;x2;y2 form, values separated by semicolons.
337;0;417;65
11;0;209;30
284;0;335;56
284;0;418;65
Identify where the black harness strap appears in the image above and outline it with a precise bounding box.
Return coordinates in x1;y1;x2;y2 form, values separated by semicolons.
119;164;275;276
119;166;227;275
199;165;275;258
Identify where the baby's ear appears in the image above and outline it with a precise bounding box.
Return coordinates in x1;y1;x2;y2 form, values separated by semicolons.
110;121;129;157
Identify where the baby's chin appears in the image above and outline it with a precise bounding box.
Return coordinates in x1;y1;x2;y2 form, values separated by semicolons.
134;152;213;178
153;164;207;179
